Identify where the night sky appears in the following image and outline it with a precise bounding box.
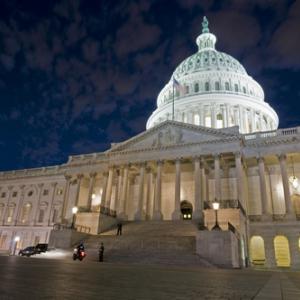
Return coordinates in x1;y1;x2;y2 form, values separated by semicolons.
0;0;299;171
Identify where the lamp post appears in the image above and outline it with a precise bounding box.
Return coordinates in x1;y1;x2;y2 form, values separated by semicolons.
13;236;20;255
71;206;78;229
212;200;221;231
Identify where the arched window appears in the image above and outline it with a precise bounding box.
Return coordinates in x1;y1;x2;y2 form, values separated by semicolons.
216;113;223;128
38;209;45;223
194;83;199;93
234;84;239;92
205;82;210;91
274;235;291;267
215;82;220;91
250;236;265;265
242;86;246;94
194;114;200;125
225;82;230;91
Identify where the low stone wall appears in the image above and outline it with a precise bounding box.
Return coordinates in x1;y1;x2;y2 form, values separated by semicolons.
49;229;89;249
196;230;240;268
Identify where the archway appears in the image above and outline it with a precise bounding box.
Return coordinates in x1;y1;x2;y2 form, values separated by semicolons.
180;200;193;220
250;236;265;265
274;235;291;267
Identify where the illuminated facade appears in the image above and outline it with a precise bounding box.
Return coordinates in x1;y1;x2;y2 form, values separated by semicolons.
0;17;300;268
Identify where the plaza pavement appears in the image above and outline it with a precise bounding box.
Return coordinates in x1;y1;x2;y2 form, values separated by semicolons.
0;256;299;300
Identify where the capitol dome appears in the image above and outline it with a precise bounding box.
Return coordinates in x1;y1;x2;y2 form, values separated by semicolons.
146;17;279;133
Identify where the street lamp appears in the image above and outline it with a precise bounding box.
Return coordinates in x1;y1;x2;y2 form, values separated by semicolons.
71;206;78;229
212;200;221;231
13;236;20;255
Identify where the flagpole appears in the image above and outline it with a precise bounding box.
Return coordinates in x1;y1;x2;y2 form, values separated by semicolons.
172;79;175;121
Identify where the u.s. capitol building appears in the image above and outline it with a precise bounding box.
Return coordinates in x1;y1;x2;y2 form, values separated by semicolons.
0;17;299;268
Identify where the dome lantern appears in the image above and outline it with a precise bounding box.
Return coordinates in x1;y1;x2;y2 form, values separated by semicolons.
196;16;217;51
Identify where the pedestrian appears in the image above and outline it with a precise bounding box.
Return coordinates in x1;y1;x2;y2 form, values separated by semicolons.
98;242;104;262
116;221;122;235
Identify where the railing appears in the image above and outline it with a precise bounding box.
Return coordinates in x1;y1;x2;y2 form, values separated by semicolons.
204;199;247;218
53;223;91;233
244;127;300;141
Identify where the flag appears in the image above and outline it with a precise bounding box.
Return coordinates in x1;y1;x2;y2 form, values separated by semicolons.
172;77;182;92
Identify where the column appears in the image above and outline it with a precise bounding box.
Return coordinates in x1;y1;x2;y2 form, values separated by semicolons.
153;160;163;220
87;172;97;211
234;108;239;128
257;157;269;216
33;184;44;225
61;175;71;222
235;152;245;210
239;106;244;133
145;169;153;219
100;172;108;213
278;154;294;216
74;174;83;207
264;236;276;268
198;105;203;126
225;104;230;127
119;165;129;220
14;185;25;225
201;158;207;203
193;157;203;220
135;163;146;220
214;154;221;201
172;158;181;220
251;109;256;132
211;105;216;128
48;182;57;226
112;170;121;214
2;186;13;225
104;168;114;212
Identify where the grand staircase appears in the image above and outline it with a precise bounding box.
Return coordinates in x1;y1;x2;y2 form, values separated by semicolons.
83;221;215;267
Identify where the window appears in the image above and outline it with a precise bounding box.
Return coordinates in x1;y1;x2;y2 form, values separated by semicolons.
1;192;6;198
243;87;246;93
57;188;63;195
38;209;45;223
274;236;291;267
225;82;229;91
7;205;15;223
194;114;200;125
20;203;32;224
194;83;199;93
12;191;17;197
205;115;211;127
52;209;59;223
185;85;189;94
43;189;49;196
250;236;265;265
27;191;33;197
216;113;223;128
234;84;239;92
205;82;210;91
0;204;4;220
215;82;220;90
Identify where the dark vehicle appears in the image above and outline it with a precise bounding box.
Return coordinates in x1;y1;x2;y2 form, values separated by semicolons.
73;248;86;261
18;246;36;257
35;243;48;254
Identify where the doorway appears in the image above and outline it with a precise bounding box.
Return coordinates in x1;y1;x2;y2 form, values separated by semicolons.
180;200;193;220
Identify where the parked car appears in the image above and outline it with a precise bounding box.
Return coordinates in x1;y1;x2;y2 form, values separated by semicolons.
35;243;48;254
18;246;36;257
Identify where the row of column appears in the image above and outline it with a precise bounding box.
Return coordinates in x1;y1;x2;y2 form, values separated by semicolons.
162;104;274;133
258;154;294;218
68;152;294;222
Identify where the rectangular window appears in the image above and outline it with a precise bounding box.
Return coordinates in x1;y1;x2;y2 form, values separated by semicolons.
57;188;63;195
43;189;49;196
0;235;7;249
38;209;45;223
1;192;6;198
12;192;17;197
7;207;14;223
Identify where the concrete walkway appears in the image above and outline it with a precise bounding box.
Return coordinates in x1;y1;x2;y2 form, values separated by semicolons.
0;256;300;299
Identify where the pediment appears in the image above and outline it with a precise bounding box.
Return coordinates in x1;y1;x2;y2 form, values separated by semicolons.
109;121;240;153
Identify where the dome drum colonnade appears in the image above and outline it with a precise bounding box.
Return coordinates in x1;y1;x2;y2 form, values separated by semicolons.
147;17;278;134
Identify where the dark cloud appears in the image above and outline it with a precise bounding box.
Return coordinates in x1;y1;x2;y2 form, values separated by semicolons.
0;0;299;170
